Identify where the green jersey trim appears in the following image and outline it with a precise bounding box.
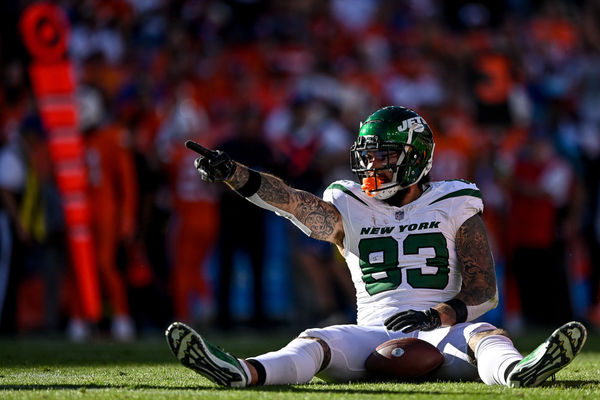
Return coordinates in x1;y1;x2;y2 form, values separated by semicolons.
327;183;368;206
429;188;482;205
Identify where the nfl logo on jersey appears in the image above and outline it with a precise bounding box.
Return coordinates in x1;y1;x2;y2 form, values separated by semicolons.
395;210;404;220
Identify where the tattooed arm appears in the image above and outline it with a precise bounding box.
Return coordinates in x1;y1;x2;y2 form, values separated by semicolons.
434;214;498;326
225;162;345;248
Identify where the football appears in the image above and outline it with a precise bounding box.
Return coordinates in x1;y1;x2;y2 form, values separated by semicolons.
365;338;444;381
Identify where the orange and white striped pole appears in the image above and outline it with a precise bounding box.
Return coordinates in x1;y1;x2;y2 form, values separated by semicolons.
19;2;101;321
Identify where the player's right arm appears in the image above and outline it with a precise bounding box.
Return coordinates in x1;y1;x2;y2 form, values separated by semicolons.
187;141;345;247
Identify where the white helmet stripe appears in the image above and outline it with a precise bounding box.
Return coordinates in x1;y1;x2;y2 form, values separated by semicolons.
391;146;406;182
407;122;418;144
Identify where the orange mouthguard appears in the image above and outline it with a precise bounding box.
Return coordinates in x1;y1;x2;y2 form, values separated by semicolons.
362;177;385;197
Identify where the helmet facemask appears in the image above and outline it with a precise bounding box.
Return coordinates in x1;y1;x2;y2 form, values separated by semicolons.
351;135;429;199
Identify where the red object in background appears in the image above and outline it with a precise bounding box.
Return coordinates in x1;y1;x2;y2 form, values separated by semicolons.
507;160;557;250
20;2;101;321
19;1;69;63
29;63;76;93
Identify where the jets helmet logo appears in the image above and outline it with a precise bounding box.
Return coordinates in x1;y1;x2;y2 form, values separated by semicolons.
397;116;425;133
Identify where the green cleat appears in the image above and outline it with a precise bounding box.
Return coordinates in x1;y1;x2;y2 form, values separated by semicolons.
507;321;587;388
165;322;249;388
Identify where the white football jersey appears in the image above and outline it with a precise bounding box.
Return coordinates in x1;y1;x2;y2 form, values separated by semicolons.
323;179;483;326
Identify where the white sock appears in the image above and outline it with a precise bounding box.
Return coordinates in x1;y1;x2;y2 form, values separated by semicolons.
251;338;324;385
475;334;523;386
238;358;251;382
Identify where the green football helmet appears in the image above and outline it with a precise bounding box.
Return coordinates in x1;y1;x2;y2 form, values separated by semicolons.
350;106;435;200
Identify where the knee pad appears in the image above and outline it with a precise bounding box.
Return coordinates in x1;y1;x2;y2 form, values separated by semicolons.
462;322;498;343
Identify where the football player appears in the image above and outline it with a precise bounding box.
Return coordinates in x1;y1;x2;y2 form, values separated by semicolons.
165;106;586;387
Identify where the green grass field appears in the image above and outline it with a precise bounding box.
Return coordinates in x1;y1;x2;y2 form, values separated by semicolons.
1;328;599;400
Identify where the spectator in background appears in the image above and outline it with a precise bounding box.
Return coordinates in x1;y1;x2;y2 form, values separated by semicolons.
115;77;172;334
71;85;138;341
506;132;577;327
0;115;65;335
0;116;40;334
156;81;220;326
264;97;355;325
215;106;276;329
469;47;516;127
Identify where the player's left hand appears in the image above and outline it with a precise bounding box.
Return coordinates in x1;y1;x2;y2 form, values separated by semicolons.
384;309;441;333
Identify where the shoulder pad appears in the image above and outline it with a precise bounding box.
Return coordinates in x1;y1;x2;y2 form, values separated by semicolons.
427;179;481;206
324;180;369;206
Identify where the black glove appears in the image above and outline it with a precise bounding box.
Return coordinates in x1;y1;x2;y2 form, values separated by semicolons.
186;140;236;182
384;308;441;333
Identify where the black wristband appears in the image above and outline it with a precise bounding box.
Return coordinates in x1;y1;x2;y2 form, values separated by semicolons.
236;169;262;197
444;298;468;323
246;359;266;385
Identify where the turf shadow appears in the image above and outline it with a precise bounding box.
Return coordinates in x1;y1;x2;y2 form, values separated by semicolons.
0;384;208;391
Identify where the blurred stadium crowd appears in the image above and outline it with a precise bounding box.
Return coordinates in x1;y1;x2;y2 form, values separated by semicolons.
1;0;600;340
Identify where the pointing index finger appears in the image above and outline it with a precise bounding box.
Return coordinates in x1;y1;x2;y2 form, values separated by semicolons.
185;140;216;157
